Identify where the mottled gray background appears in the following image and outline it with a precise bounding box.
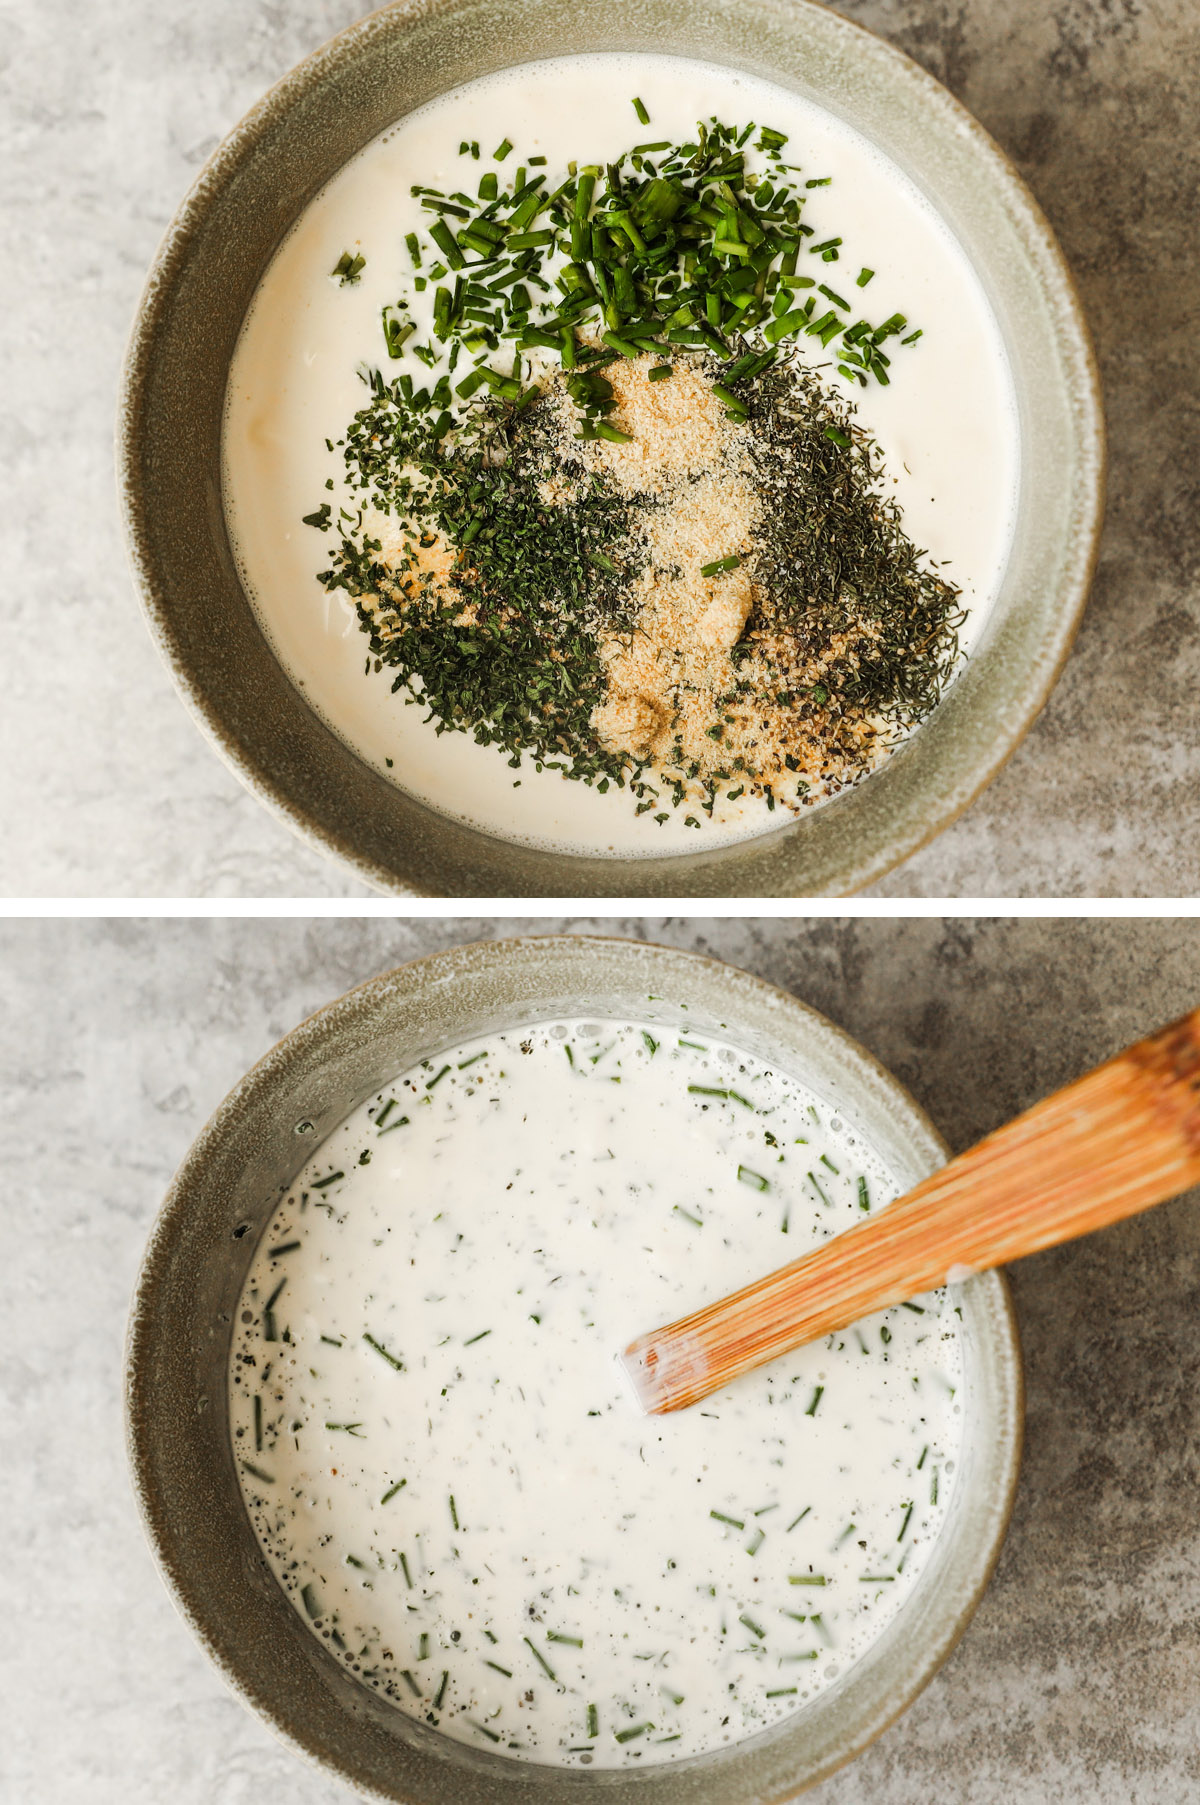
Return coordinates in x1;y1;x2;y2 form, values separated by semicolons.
3;915;1199;1802
2;0;1197;895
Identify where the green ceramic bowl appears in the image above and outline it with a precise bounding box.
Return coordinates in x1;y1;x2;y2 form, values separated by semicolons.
119;0;1103;896
126;935;1023;1801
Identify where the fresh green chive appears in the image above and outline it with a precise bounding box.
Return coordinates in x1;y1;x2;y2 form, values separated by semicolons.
524;1637;558;1681
363;1333;404;1371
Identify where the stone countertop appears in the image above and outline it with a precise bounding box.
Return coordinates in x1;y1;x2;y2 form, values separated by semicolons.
2;1;1197;896
4;915;1199;1801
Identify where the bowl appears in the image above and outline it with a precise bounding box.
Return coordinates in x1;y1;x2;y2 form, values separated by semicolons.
126;935;1023;1800
118;0;1103;898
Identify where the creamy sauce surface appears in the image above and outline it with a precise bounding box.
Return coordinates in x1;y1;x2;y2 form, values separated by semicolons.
230;1020;963;1766
223;53;1019;859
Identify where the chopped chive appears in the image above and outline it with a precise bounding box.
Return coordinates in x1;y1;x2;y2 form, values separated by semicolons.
425;1064;451;1090
449;1495;459;1530
464;1329;492;1346
857;1176;871;1212
710;1509;745;1529
897;1502;914;1542
381;1479;407;1504
485;1660;513;1676
268;1241;301;1257
673;1204;703;1227
467;1719;502;1743
641;1030;659;1055
375;1097;397;1128
548;1631;584;1646
493;138;513;160
805;1385;824;1417
312;1171;343;1190
400;1552;413;1588
457;1051;488;1069
241;1461;273;1484
363;1333;404;1371
788;1574;826;1586
319;1334;343;1347
325;1422;364;1436
766;1686;798;1697
688;1084;727;1099
700;554;742;576
860;1574;895;1582
615;1723;651;1743
524;1637;558;1681
781;1650;819;1662
786;1508;811;1531
300;1582;322;1618
739;1613;766;1639
331;250;365;284
632;97;650;124
434;1671;450;1709
587;1704;600;1738
737;1165;769;1191
648;363;673;380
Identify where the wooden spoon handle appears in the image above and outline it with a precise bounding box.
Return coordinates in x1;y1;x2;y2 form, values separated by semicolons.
624;1007;1200;1415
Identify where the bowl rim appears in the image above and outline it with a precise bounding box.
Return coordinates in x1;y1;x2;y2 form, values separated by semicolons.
118;0;1105;898
125;933;1025;1800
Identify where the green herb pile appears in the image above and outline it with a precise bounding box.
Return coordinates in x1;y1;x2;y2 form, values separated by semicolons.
372;102;921;432
303;102;964;820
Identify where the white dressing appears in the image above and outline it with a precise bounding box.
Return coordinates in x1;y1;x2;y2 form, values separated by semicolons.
223;53;1019;858
230;1019;963;1767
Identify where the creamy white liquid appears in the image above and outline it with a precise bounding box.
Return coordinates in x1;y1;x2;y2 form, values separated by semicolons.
225;55;1018;859
230;1021;963;1767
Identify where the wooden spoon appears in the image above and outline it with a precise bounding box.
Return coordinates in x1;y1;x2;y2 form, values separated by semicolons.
623;1006;1200;1415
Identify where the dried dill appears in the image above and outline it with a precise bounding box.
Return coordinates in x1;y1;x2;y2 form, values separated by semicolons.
316;374;654;789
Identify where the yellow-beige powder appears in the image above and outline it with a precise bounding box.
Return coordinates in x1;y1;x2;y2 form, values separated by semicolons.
539;353;886;813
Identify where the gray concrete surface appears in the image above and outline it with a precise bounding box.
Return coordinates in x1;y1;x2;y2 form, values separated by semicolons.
3;915;1199;1802
2;0;1198;896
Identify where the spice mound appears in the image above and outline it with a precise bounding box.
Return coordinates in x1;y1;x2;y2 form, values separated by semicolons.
316;352;963;824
